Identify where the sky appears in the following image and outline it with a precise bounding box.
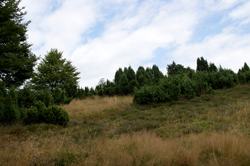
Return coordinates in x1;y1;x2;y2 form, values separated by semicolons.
20;0;250;88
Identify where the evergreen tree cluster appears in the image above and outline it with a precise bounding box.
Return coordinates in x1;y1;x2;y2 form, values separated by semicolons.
133;57;248;104
92;65;164;97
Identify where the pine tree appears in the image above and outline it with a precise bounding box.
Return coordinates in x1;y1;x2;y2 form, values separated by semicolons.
0;0;37;87
32;49;80;97
197;57;209;72
119;73;129;95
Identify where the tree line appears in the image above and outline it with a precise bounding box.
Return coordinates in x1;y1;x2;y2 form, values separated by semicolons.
1;0;250;125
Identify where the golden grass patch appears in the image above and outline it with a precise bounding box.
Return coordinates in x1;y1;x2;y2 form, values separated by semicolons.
62;96;133;121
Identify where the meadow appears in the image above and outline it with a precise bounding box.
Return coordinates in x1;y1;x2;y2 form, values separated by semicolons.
1;85;250;165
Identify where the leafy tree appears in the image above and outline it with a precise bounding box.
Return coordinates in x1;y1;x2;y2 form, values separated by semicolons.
0;0;37;87
197;57;209;72
32;49;80;97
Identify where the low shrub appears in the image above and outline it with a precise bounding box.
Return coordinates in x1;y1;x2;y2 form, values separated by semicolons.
43;105;70;127
24;107;39;125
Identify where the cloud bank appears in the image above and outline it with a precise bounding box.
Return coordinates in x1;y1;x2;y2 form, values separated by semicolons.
21;0;250;87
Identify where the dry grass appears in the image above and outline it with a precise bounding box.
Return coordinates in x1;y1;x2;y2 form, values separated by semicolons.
62;96;133;121
79;131;250;166
1;88;250;166
1;130;250;166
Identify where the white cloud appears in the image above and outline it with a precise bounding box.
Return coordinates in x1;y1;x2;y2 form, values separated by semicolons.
19;0;250;88
70;0;201;87
21;0;99;58
204;0;241;11
172;29;250;72
229;1;250;24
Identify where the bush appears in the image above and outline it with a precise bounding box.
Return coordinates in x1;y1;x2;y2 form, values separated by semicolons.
3;86;20;123
18;85;37;108
133;77;181;104
43;105;70;127
133;86;155;104
180;77;196;99
37;87;54;107
33;101;47;122
23;107;39;125
53;87;72;105
0;81;7;122
237;72;246;84
19;107;27;120
161;77;181;101
245;71;250;83
194;72;213;96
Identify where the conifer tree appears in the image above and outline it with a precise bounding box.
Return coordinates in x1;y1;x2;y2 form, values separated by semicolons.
197;57;209;72
119;73;129;95
0;0;37;87
32;49;80;97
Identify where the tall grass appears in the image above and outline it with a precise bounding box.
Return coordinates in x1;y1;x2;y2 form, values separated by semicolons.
62;96;133;121
1;130;250;165
80;131;250;166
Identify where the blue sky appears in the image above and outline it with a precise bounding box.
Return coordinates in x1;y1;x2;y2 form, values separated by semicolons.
20;0;250;88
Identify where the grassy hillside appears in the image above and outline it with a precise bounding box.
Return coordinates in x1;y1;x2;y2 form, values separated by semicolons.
1;85;250;165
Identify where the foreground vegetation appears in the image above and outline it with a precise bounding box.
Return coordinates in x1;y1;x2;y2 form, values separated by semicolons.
1;84;250;165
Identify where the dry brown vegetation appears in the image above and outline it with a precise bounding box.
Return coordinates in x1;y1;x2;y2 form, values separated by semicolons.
1;128;250;166
1;86;250;166
62;96;133;121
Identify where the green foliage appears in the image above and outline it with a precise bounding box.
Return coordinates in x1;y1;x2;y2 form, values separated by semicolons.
126;66;136;82
180;77;196;99
43;105;70;127
76;87;85;99
2;86;20;123
162;76;181;101
136;66;146;86
133;86;155;104
37;87;54;107
0;0;37;88
238;62;250;84
197;57;209;72
209;69;237;89
119;73;129;95
238;62;250;73
114;68;123;84
245;71;250;83
238;72;246;84
0;81;7;122
167;61;185;76
17;84;37;108
208;63;218;72
152;65;164;82
133;78;181;104
32;48;80;97
23;101;69;127
84;86;90;97
23;107;39;125
53;86;72;105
